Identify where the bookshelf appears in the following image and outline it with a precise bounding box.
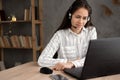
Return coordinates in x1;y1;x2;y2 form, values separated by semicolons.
0;0;43;62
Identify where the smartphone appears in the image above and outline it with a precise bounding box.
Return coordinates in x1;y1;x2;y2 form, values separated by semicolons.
49;74;68;80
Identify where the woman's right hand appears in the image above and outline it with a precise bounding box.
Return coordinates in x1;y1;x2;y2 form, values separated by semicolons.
53;62;74;71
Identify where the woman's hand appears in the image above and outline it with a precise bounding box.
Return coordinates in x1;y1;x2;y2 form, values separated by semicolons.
53;62;74;71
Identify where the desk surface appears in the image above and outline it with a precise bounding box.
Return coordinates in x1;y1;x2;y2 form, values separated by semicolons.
0;62;120;80
0;62;76;80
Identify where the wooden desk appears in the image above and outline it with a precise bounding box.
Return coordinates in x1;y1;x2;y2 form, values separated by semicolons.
0;62;76;80
88;74;120;80
0;62;120;80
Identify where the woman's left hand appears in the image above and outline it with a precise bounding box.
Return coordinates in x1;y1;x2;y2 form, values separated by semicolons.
53;62;74;71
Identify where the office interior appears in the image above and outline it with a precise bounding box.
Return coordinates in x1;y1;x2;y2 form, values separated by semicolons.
0;0;120;70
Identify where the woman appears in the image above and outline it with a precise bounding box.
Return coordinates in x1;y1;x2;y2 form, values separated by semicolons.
38;0;97;71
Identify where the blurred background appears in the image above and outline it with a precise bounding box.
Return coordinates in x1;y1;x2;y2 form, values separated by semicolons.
0;0;120;68
42;0;120;46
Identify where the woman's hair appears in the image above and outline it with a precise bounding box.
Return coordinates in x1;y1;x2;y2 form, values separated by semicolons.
56;0;93;31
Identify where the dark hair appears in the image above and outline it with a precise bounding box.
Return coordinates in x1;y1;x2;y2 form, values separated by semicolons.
56;0;93;31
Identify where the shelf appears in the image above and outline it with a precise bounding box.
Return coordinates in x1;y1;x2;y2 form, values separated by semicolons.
0;0;43;62
33;20;42;24
0;46;42;50
0;20;31;24
0;20;31;23
36;46;43;51
0;47;32;49
0;20;42;24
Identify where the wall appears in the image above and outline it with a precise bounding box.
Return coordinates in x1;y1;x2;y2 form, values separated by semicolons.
42;0;120;47
1;0;120;68
88;0;120;38
42;0;74;46
0;0;2;9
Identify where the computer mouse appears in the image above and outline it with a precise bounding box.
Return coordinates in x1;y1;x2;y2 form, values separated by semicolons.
40;67;53;74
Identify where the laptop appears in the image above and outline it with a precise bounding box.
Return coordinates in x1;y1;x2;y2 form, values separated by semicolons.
64;37;120;80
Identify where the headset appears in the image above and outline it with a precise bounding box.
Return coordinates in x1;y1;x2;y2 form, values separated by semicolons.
69;13;90;21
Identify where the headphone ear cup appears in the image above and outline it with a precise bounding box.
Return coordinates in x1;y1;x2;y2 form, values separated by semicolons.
69;13;71;19
87;17;90;21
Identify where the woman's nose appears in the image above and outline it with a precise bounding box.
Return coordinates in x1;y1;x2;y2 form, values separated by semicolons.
78;18;83;23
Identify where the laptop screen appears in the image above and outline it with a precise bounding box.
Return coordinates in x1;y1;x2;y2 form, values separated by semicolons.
80;37;120;79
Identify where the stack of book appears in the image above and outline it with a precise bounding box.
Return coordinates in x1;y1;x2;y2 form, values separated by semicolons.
0;35;32;48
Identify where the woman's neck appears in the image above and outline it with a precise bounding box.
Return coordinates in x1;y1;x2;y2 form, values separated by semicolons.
71;26;82;34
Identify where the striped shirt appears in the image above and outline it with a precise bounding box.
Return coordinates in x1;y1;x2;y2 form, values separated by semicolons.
38;26;97;67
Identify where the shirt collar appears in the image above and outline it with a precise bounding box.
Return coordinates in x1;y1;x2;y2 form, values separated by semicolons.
68;27;87;36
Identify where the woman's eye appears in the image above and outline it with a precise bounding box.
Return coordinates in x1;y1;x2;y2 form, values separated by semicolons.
75;16;88;20
75;16;81;18
83;17;88;20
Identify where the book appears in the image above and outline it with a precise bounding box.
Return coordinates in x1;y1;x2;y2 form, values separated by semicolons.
2;36;11;47
24;9;30;21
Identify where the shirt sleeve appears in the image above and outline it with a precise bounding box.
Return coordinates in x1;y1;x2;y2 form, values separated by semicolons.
71;57;85;67
37;31;67;67
89;27;97;40
71;27;97;67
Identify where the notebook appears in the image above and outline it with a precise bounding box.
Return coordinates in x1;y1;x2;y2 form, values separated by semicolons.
64;37;120;80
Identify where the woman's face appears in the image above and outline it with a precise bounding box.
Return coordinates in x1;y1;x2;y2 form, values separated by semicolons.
71;7;89;34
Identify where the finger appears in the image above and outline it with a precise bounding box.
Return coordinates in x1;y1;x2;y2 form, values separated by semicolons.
53;64;60;70
55;64;64;71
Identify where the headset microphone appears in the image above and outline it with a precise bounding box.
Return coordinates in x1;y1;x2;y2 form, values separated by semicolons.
72;26;77;29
